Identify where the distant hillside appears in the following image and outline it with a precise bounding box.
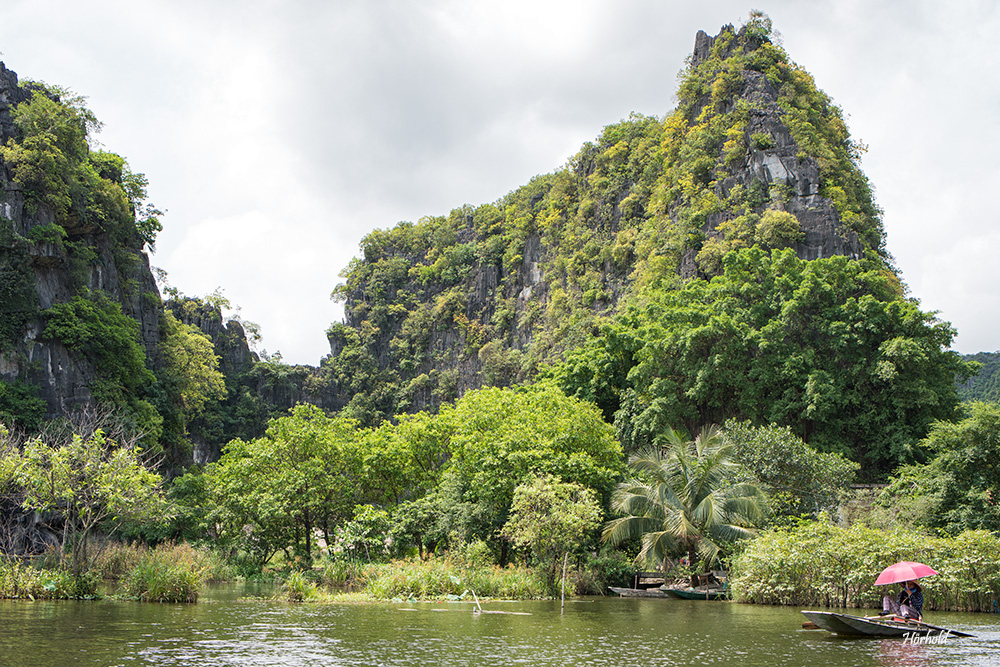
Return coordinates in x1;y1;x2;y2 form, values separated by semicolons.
958;352;1000;402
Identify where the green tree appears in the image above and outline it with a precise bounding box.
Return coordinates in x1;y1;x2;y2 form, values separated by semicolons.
160;310;226;426
439;384;623;560
207;404;365;567
603;425;766;585
723;419;858;519
877;402;1000;534
552;248;975;477
501;474;602;591
4;428;168;574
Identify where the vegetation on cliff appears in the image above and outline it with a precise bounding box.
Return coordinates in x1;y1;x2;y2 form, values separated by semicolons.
548;248;972;477
958;351;1000;403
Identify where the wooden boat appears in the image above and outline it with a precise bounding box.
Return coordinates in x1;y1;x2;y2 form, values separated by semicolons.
608;586;671;598
661;586;728;600
801;611;975;638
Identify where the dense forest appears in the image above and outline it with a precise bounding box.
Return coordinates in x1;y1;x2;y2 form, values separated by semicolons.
1;15;997;599
958;351;1000;403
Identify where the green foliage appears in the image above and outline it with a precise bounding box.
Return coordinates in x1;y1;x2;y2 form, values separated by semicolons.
755;209;803;248
574;550;636;594
26;223;67;245
551;247;974;477
0;559;99;600
876;402;1000;534
730;520;1000;612
0;380;47;433
361;557;548;600
279;570;321;602
501;474;602;590
603;426;766;578
207;404;366;566
119;547;204;603
438;384;623;555
0;240;38;352
333;504;392;563
44;292;155;405
5;428;169;575
0;84;160;249
958;351;999;402
723;420;858;518
160;310;225;423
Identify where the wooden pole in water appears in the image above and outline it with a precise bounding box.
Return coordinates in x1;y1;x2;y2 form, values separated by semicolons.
472;589;483;614
561;552;569;613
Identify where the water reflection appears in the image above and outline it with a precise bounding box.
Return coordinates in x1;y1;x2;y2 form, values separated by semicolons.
875;640;932;667
0;588;994;667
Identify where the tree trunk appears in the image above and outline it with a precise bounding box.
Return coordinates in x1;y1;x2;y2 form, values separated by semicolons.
688;545;699;589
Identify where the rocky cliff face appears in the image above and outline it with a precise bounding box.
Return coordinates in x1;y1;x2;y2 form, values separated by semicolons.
681;26;863;275
0;62;163;420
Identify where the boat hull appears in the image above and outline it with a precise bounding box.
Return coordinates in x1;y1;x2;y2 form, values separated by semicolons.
608;587;671;598
801;611;974;638
662;587;728;600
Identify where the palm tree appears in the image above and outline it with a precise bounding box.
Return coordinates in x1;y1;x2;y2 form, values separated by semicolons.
603;425;766;587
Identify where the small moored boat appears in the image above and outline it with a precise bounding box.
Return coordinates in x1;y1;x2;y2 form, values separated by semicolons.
609;586;671;598
801;611;974;638
661;586;728;601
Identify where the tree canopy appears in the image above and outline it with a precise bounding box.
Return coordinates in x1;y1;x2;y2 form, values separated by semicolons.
878;401;1000;535
550;247;975;478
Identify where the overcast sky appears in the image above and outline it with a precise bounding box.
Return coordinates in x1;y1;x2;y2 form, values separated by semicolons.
2;1;998;364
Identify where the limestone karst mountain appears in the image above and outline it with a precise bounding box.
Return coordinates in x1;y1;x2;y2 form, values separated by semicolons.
2;18;949;471
318;19;887;426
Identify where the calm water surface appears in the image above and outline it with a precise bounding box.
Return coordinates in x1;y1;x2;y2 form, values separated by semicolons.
1;585;997;666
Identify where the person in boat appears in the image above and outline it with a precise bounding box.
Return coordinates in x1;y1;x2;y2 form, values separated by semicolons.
879;580;923;620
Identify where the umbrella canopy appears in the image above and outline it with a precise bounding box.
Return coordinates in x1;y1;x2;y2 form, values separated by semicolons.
875;561;939;586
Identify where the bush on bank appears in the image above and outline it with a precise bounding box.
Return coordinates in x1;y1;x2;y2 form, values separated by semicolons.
729;520;1000;612
0;558;99;599
361;557;548;600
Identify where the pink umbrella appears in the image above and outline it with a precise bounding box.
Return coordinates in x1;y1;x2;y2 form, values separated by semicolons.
874;561;938;586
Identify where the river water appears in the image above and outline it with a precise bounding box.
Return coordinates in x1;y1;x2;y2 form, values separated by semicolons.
1;585;997;666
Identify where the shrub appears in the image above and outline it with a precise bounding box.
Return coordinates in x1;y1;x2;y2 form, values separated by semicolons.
0;558;99;600
280;570;321;602
121;559;201;603
729;520;1000;611
575;551;636;594
106;542;213;603
361;557;547;600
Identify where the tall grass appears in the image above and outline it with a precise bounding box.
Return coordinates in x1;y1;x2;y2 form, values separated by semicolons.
280;570;322;602
120;558;202;603
361;557;547;600
0;558;99;600
730;521;1000;612
93;541;235;583
103;542;219;603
